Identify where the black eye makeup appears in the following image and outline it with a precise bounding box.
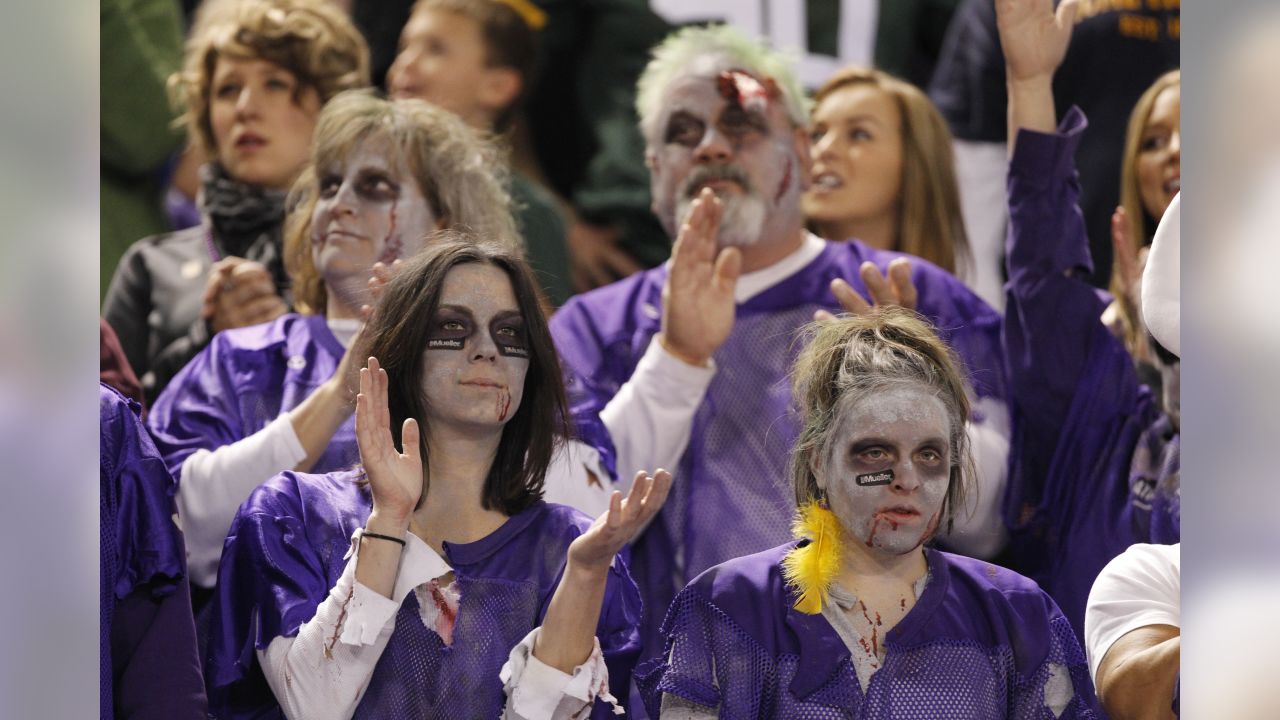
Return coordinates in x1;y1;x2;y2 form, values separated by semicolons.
490;311;528;358
427;307;472;350
665;112;706;148
717;105;768;139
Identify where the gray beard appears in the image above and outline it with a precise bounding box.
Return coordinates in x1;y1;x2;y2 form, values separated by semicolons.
675;191;766;248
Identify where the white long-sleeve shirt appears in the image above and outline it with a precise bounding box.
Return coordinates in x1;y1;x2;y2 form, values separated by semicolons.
258;527;618;720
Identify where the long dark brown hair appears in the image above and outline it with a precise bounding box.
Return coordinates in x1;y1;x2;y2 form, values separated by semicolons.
360;231;570;515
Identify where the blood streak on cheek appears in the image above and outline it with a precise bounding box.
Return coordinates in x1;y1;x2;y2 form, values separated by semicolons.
865;516;883;547
774;156;792;203
496;388;512;422
377;200;403;265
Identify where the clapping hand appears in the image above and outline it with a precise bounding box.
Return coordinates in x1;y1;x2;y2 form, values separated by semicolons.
567;470;673;574
355;356;422;524
660;188;743;366
815;258;918;321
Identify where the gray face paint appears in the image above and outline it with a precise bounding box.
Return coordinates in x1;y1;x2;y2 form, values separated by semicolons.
818;386;953;557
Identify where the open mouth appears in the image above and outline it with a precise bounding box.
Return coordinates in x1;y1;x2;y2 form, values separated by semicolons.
812;171;844;190
1164;176;1180;196
876;506;920;523
236;132;266;150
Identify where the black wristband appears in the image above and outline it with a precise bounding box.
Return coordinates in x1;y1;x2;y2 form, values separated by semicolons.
362;530;406;547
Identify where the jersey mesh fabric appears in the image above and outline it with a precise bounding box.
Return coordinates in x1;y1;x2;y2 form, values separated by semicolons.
354;577;540;718
640;589;1096;719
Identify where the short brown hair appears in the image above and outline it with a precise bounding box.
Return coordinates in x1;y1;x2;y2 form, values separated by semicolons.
408;0;540;131
360;232;570;515
812;67;971;278
169;0;370;158
283;91;519;314
789;308;974;531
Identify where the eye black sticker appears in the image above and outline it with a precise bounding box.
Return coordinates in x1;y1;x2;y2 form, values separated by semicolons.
855;470;894;487
427;338;464;350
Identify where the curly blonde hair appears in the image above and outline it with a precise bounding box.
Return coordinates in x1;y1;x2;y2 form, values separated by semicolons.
284;91;520;314
169;0;370;159
789;308;974;530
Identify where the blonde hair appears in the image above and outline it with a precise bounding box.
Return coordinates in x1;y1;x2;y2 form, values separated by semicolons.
812;67;971;278
635;24;810;144
789;308;974;530
1115;69;1181;354
169;0;370;159
284;91;519;314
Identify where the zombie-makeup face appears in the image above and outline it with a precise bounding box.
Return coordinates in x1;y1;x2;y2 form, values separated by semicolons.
817;384;953;556
420;263;529;431
647;64;808;249
311;138;438;309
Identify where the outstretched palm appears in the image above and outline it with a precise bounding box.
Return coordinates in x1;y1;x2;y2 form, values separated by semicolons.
661;189;742;365
997;0;1079;81
568;470;674;573
355;356;423;520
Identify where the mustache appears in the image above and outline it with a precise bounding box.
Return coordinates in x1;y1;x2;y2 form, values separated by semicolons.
679;164;756;198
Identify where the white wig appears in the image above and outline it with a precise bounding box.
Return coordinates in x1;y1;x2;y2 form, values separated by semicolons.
635;24;810;145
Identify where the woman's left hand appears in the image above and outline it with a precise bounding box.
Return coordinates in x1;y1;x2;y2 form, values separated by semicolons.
567;470;673;575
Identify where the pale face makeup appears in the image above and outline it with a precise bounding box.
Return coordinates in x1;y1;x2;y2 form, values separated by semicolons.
209;56;321;189
1136;84;1181;221
311;138;437;310
803;84;905;244
420;264;530;431
648;67;807;249
818;385;952;557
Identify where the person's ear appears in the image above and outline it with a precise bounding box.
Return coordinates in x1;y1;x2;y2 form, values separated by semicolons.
809;450;827;492
477;67;522;115
792;125;814;191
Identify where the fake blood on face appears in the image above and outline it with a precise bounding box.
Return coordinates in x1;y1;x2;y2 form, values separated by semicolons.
377;199;403;265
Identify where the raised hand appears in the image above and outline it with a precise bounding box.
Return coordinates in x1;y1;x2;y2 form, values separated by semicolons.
997;0;1079;82
568;470;673;574
355;357;422;523
815;258;918;321
1104;206;1154;362
360;259;404;321
660;188;743;366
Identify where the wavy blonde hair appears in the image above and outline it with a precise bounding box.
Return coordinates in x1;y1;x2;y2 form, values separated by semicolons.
168;0;370;159
284;91;519;314
789;308;974;531
811;67;971;278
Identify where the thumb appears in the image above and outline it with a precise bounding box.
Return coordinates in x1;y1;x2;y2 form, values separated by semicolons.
713;246;742;291
400;417;420;457
1056;0;1079;29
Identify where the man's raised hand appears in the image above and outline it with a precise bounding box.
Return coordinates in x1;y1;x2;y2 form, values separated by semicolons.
659;188;743;367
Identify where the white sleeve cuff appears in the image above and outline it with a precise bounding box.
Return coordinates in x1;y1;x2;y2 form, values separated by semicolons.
336;527;452;646
600;337;716;483
500;627;622;719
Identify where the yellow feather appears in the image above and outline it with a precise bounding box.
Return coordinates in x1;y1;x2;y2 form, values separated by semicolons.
781;501;844;614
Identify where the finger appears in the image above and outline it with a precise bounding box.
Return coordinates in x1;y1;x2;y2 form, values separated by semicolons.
606;490;623;530
622;473;652;521
241;296;288;324
377;368;391;432
230;260;270;280
1056;0;1079;28
860;262;896;307
712;246;742;293
813;308;837;323
1111;207;1136;288
644;469;674;513
830;278;871;315
400;417;419;458
887;258;917;311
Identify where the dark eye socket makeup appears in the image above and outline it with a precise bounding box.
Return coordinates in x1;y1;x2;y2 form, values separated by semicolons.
427;305;528;357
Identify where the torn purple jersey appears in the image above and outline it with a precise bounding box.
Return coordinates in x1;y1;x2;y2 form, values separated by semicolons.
206;469;643;719
549;239;1007;666
1003;106;1180;638
636;543;1101;718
